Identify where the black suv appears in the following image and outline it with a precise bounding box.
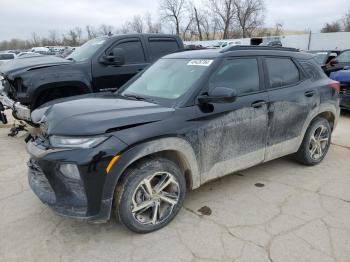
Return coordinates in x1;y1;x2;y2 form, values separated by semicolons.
27;46;340;233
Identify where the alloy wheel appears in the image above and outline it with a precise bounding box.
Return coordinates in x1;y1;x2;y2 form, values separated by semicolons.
131;172;180;225
309;124;330;161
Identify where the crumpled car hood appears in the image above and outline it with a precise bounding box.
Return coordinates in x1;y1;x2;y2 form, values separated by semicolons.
31;93;175;136
0;56;72;78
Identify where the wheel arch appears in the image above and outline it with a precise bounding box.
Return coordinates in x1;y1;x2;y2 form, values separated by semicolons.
31;81;92;109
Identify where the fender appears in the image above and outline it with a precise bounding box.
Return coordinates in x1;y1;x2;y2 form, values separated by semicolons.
99;137;200;218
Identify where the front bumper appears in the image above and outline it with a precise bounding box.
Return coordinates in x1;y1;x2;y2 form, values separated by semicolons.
0;90;31;122
26;136;128;222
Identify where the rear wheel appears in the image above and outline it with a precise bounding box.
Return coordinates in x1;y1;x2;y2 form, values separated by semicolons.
295;117;331;166
115;158;186;233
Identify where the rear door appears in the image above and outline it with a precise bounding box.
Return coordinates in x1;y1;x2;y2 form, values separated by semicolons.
263;56;317;161
92;37;148;92
195;57;269;183
145;37;182;62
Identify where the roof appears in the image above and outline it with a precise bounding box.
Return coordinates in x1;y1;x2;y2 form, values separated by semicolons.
165;46;314;60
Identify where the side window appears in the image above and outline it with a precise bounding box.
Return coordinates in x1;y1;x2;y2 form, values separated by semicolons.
115;40;145;64
148;38;179;61
336;50;350;63
265;58;300;88
209;58;260;96
300;60;325;81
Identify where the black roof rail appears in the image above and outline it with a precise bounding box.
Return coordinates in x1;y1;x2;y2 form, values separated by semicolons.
220;45;299;53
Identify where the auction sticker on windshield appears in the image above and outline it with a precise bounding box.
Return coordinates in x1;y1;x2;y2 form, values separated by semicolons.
187;60;213;66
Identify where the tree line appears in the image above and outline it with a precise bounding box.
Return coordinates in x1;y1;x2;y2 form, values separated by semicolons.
321;10;350;33
3;0;348;51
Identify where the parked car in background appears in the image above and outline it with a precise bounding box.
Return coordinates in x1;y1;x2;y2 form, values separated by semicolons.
16;52;42;58
27;46;339;233
324;49;350;75
260;40;283;47
0;34;184;124
330;67;350;109
0;53;16;66
307;50;340;67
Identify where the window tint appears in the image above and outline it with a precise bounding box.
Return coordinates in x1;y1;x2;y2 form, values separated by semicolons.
148;38;179;61
336;50;350;63
300;60;325;81
266;58;300;88
116;40;145;64
209;58;260;95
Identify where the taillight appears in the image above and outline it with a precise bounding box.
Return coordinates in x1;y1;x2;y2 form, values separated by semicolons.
329;81;340;93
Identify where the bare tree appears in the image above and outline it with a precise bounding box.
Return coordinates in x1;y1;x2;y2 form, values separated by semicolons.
160;0;186;35
86;25;97;40
209;0;235;39
145;13;162;33
99;24;114;36
321;22;342;33
129;15;144;33
343;10;350;32
193;6;203;40
48;30;60;45
233;0;265;38
274;22;284;36
31;32;41;46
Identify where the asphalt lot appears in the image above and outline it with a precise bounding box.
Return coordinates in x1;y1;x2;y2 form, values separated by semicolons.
0;112;350;262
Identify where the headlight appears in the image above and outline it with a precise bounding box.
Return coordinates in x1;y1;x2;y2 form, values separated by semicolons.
49;135;108;149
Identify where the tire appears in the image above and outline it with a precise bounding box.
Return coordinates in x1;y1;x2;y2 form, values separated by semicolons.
115;157;186;233
295;117;332;166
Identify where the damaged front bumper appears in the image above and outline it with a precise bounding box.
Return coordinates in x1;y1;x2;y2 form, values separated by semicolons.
0;89;31;122
26;136;128;222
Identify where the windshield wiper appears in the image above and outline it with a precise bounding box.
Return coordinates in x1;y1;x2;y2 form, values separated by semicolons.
66;57;75;62
123;94;147;101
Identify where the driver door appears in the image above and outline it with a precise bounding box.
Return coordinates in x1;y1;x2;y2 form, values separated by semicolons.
195;57;269;183
92;37;149;92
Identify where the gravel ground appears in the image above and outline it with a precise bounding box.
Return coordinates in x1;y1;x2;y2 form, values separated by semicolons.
0;111;350;262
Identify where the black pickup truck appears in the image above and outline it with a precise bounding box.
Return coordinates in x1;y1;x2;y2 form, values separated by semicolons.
0;34;184;123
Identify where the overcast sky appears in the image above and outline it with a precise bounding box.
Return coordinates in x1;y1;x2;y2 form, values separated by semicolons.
0;0;349;41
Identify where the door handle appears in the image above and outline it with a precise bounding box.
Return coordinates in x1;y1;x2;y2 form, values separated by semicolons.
304;90;315;97
251;101;267;108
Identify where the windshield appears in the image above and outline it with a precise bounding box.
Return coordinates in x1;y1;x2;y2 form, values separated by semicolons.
335;50;350;63
119;58;212;102
66;37;107;62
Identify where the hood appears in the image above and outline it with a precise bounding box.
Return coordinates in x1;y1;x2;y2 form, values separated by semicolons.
0;56;72;78
330;68;350;84
31;93;174;136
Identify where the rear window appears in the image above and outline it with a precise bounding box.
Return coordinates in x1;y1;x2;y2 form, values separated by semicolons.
0;54;15;60
148;38;179;61
265;58;300;88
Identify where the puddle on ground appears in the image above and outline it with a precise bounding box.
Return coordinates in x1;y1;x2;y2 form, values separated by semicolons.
197;206;212;216
254;183;265;188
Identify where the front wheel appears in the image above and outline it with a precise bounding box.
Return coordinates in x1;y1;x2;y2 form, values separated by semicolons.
115;158;186;233
295;117;332;166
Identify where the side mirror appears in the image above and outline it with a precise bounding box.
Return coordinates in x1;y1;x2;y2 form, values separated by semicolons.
198;87;237;104
102;48;125;65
